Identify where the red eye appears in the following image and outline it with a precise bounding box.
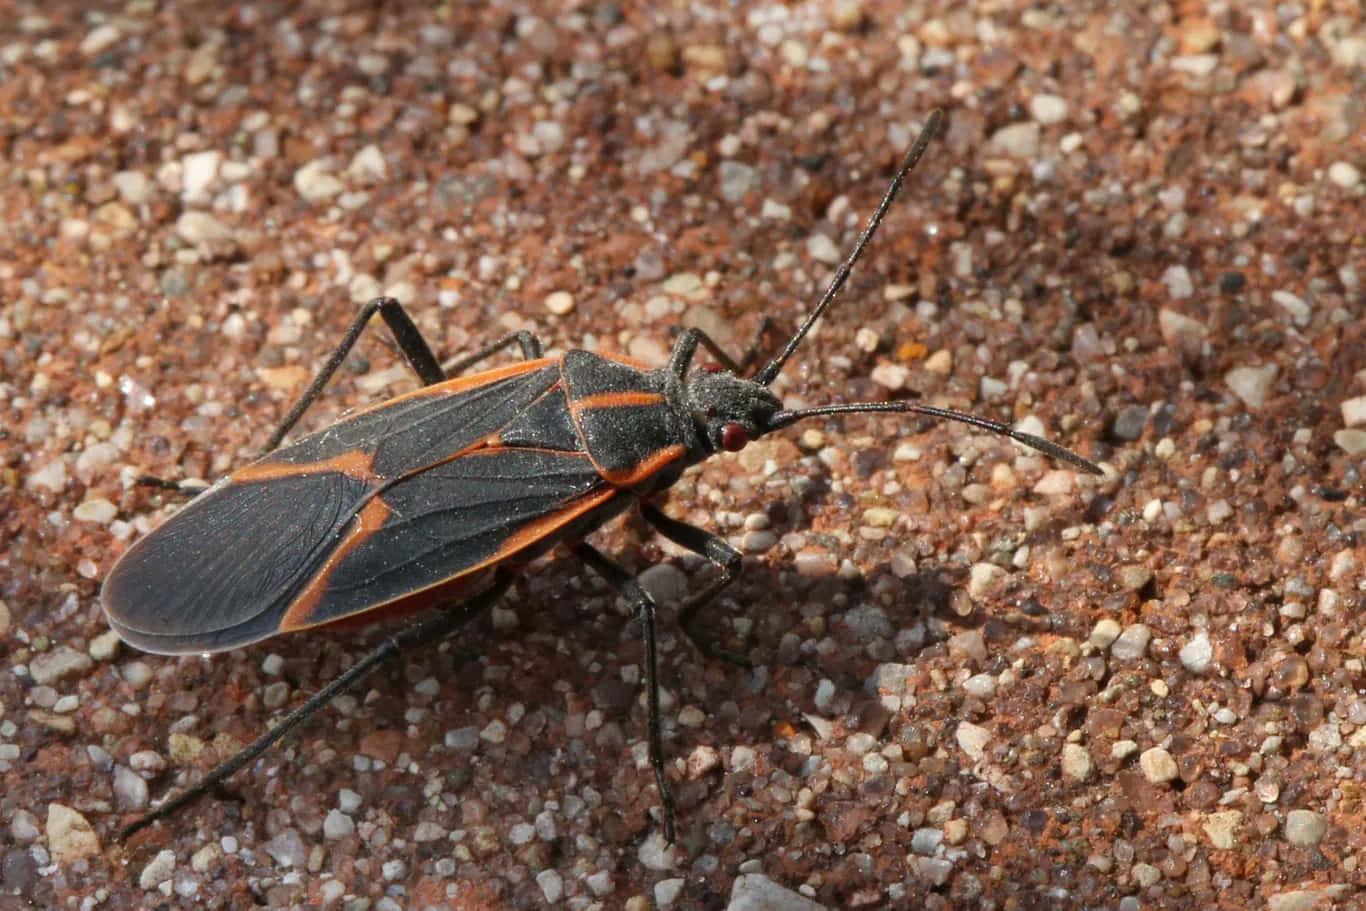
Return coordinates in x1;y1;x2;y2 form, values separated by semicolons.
720;423;749;452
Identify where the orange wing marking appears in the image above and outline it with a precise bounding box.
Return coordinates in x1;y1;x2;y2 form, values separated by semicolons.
231;448;378;484
278;486;621;633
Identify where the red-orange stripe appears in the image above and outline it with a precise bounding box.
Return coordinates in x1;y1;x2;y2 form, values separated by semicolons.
278;493;393;631
569;391;667;412
599;444;687;486
230;447;378;484
344;357;557;418
280;486;621;632
593;351;653;370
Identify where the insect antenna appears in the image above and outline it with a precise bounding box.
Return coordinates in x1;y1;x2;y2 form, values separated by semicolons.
753;108;945;387
753;108;1098;475
768;401;1103;475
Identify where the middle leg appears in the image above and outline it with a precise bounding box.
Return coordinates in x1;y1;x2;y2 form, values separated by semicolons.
571;542;678;843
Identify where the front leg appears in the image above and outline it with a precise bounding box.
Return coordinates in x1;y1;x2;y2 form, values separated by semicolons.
638;503;748;665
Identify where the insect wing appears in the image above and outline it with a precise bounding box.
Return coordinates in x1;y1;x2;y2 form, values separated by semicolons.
275;447;622;632
102;361;583;654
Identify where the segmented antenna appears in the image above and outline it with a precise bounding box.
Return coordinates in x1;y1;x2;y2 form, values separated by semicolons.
754;108;945;386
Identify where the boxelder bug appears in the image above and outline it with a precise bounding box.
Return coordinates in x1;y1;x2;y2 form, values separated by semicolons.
103;108;1100;841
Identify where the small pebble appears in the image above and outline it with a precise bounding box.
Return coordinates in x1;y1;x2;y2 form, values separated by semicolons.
323;810;354;840
1109;624;1151;660
1158;308;1207;362
1266;889;1345;911
1327;161;1361;189
80;24;122;56
638;832;679;871
813;678;838;713
445;726;480;750
1089;618;1121;649
88;630;121;661
728;874;828;911
190;843;222;874
1029;93;1068;124
793;549;837;577
923;348;952;374
347;144;388;182
73;497;118;523
962;673;996;698
655;878;686;907
294;159;344;202
181;149;221;201
536;869;564;903
911;827;944;855
967;562;1007;600
956;722;990;761
637;563;688;604
113;765;148;810
688;743;721;781
1112;740;1139;760
1116;564;1153;591
265;829;308;868
718;161;757;203
138;849;176;890
585;870;614;897
1061;743;1093;782
337;788;362;813
1032;470;1075;496
1110;405;1148;441
987;122;1040;159
1340;395;1366;427
1225;364;1278;409
1334;429;1366;455
1271;290;1310;326
29;647;94;685
870;363;909;389
413;821;446;842
544;290;575;315
1139;747;1179;784
1179;632;1213;673
9;810;39;844
1203;810;1242;850
730;745;757;773
947;629;987;664
1283;809;1327;846
806;233;842;265
742;529;776;553
1162;265;1194;299
845;732;876;755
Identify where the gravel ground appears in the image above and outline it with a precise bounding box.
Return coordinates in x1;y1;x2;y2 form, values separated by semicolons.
2;2;1364;909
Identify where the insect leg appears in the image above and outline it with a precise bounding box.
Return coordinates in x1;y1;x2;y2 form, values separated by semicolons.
571;542;678;843
119;570;516;841
438;330;544;377
638;503;749;666
671;318;775;375
130;474;211;498
263;297;445;453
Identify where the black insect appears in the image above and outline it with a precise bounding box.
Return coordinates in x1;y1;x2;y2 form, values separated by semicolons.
103;109;1099;840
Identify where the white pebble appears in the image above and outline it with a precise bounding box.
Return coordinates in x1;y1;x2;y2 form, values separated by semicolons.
1180;632;1213;673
